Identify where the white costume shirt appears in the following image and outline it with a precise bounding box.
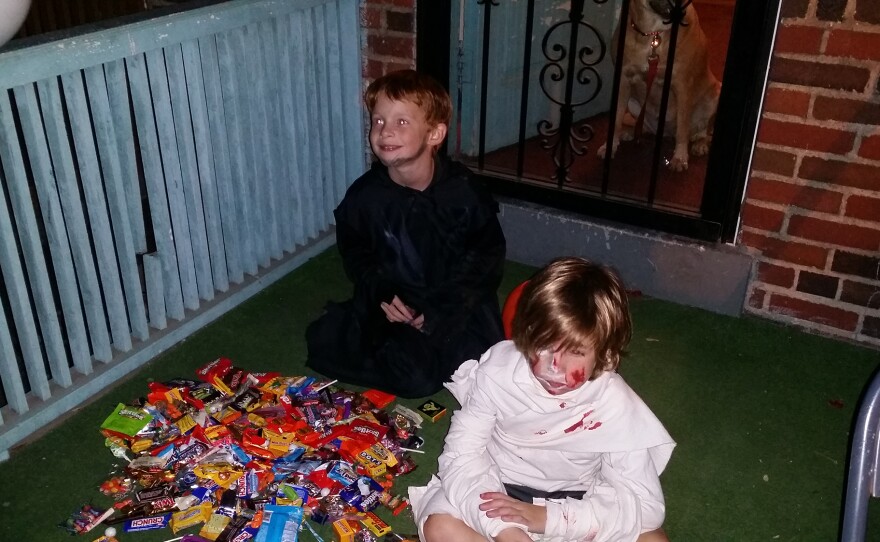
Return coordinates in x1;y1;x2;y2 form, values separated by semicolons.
409;341;676;542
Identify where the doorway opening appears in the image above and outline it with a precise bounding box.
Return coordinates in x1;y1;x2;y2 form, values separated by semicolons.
418;0;781;242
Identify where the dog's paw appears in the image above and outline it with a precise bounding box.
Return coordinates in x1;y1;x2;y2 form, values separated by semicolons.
691;137;710;157
597;141;618;160
668;154;689;172
619;128;634;142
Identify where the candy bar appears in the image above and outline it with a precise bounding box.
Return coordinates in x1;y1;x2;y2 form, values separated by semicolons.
74;358;431;541
123;513;172;532
361;511;391;537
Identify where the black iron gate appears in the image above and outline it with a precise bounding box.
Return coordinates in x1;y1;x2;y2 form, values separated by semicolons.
418;0;781;243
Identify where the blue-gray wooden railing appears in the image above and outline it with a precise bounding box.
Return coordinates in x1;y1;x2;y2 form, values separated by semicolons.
0;0;364;460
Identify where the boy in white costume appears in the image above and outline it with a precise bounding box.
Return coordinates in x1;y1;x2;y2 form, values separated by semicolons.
409;258;676;542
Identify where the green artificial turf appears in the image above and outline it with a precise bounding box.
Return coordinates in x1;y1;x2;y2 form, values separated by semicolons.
0;248;878;541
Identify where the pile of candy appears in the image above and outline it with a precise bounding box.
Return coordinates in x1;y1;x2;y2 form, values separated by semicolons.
63;357;427;542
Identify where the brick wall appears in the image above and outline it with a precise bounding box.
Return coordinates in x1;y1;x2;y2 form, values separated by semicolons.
359;0;415;161
361;0;416;82
742;0;880;347
357;0;879;348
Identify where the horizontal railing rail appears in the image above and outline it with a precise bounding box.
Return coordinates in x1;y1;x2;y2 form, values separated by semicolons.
0;0;363;459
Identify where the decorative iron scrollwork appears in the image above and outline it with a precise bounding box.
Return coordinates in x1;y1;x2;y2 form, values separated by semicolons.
536;0;607;184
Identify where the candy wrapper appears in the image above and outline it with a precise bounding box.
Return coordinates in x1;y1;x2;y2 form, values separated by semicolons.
100;404;154;441
61;504;114;534
69;358;426;540
255;504;303;542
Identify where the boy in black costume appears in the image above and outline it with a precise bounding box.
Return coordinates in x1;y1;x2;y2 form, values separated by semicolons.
305;70;506;398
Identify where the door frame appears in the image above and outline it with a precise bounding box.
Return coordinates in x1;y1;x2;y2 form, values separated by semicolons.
417;0;781;243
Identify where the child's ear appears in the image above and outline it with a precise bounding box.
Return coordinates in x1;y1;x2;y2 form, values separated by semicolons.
428;122;448;146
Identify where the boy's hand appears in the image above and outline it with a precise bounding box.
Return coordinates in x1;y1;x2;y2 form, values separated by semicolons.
480;492;547;534
380;296;424;330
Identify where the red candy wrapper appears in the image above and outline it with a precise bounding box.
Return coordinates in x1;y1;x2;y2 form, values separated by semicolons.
362;389;396;409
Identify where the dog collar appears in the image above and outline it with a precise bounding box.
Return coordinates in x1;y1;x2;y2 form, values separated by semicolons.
630;21;663;55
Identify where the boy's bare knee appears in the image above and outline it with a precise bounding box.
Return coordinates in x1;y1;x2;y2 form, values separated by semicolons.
423;514;478;542
423;514;452;541
638;527;670;542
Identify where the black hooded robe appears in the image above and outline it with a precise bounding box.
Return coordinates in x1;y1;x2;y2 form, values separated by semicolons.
305;157;506;398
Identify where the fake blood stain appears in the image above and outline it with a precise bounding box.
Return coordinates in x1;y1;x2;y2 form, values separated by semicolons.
563;409;595;433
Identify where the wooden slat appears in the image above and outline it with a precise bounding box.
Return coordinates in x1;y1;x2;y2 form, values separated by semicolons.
215;28;258;276
323;1;349;206
165;43;215;302
256;19;285;259
0;147;51;401
13;83;93;376
294;10;321;240
0;301;27;415
144;47;200;312
338;0;366;183
196;34;243;285
126;53;185;321
143;253;167;330
103;59;147;253
0;90;72;387
276;13;306;248
284;13;309;246
61;70;133;353
181;38;230;292
313;6;335;227
83;65;150;341
240;24;271;269
36;78;113;363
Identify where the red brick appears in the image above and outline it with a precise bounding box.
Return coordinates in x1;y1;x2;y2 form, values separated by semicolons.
741;202;786;232
757;261;797;288
747;177;843;214
385;60;413;72
787;214;880;251
796;270;840;298
763;87;812;118
781;0;810;19
748;287;768;309
740;231;829;268
798;156;880;190
817;0;847;21
832;250;880;280
865;315;880;340
366;34;414;59
774;24;825;55
813;96;880;126
825;29;880;61
751;146;798;176
859;133;880;161
363;58;384;80
385;10;414;33
841;280;880;309
757;118;856;155
769;57;871;92
768;293;860;331
361;6;381;29
845;195;880;223
856;0;880;24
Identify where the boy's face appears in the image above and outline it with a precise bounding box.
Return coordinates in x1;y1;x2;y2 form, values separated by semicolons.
369;93;446;173
529;342;597;395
